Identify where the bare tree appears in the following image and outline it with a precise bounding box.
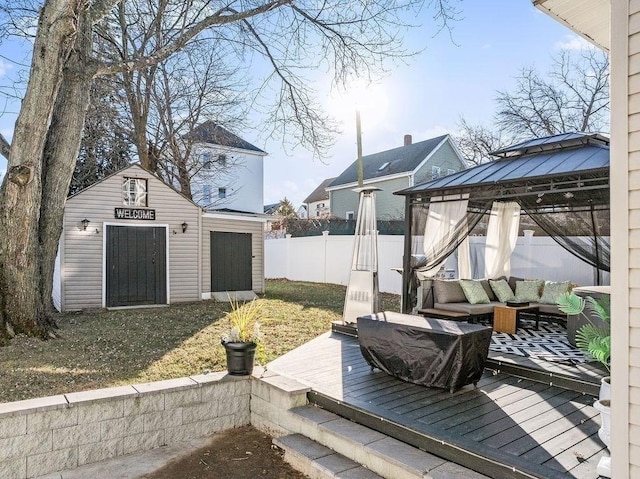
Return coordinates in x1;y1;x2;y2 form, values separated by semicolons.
495;48;609;138
0;0;459;342
454;48;609;167
454;118;511;166
147;44;247;201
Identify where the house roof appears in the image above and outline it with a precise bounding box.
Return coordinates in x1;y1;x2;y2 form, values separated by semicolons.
264;203;279;215
328;134;450;188
187;121;266;154
396;132;610;210
533;0;609;51
304;177;336;204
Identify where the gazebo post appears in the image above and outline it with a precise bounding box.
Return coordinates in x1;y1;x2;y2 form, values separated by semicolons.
401;195;413;313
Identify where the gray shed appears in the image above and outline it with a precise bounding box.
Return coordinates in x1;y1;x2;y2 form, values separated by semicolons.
54;164;265;311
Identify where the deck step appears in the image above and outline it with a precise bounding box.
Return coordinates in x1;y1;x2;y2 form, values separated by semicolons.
274;434;383;479
283;405;490;479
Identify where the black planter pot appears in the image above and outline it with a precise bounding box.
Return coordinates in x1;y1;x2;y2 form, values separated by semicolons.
222;341;257;376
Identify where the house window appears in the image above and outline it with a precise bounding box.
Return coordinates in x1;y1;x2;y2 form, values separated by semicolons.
316;211;320;217
203;185;211;203
346;211;355;220
447;168;456;175
123;178;148;206
218;187;227;199
431;166;441;179
202;152;212;169
217;154;227;167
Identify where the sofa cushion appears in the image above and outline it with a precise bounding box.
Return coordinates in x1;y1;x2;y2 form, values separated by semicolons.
479;279;498;301
540;281;571;304
459;280;491;304
489;279;516;303
434;302;499;315
515;280;544;302
433;280;467;304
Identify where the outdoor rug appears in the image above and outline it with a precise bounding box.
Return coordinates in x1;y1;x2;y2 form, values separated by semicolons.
489;321;589;365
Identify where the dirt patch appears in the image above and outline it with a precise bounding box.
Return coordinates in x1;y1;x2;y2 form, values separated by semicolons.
144;426;308;479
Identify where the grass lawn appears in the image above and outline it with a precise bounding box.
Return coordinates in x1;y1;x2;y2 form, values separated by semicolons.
0;279;399;403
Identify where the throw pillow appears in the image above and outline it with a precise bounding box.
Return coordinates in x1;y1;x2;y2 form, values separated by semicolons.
539;281;572;304
433;280;467;304
514;280;543;302
459;279;491;304
489;279;516;303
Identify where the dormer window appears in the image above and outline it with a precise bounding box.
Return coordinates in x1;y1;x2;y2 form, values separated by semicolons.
378;162;390;171
123;178;148;206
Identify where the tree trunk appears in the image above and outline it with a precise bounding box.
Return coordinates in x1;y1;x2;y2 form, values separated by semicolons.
39;11;95;316
0;0;79;342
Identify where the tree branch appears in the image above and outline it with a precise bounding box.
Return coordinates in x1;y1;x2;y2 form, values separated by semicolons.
0;132;11;159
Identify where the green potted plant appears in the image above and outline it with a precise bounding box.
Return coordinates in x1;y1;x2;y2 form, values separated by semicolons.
221;296;263;376
556;291;610;375
557;291;611;455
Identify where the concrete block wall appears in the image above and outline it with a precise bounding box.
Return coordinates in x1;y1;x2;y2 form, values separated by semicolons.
0;373;251;479
250;369;311;437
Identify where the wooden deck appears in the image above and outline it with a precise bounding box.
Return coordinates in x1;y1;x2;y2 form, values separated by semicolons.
268;332;607;479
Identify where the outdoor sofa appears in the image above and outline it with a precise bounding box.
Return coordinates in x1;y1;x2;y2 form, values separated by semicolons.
420;276;571;324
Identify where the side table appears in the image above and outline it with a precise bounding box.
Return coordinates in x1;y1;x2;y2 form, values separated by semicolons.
493;305;540;334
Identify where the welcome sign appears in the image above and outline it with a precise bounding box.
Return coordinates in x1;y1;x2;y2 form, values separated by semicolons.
114;208;156;220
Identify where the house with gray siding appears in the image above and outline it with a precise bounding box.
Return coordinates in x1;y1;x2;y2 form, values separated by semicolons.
326;134;466;219
54;164;265;312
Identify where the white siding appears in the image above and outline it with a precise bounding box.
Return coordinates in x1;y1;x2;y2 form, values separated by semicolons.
52;246;61;312
191;144;265;214
611;2;634;477
62;165;201;311
201;214;265;294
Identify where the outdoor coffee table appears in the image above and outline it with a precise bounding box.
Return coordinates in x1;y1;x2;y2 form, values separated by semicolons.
493;304;540;334
357;311;492;392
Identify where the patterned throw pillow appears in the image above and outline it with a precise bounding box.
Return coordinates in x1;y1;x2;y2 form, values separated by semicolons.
489;279;516;303
539;281;572;304
459;279;491;304
515;280;543;302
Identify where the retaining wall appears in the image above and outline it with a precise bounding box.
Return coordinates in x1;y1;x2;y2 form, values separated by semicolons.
0;373;251;479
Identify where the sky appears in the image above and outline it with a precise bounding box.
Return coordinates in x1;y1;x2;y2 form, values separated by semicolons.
0;0;587;208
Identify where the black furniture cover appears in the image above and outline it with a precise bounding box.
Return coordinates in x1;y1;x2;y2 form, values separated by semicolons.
357;311;492;392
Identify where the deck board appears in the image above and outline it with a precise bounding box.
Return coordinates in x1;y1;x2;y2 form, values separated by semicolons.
268;332;605;479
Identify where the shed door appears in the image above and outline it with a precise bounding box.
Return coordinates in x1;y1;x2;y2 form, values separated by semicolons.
210;231;252;291
106;226;167;307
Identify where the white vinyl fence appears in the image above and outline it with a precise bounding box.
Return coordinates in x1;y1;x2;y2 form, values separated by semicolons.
265;232;610;294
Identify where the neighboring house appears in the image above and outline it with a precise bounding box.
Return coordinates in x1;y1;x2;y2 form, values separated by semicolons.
53;164;266;312
188;121;267;214
327;134;466;219
296;205;308;218
534;1;633;477
304;177;335;218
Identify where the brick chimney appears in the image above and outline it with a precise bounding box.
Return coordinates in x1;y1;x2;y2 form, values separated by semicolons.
404;134;412;146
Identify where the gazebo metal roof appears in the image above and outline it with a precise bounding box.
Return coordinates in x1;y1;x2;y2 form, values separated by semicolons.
396;132;609;212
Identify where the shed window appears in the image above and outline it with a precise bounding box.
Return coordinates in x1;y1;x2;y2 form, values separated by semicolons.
123;178;148;206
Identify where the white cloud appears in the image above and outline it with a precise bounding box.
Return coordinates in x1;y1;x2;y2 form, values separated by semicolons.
0;60;13;78
555;35;593;51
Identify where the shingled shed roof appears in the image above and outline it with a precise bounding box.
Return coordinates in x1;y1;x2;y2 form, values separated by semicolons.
328;134;449;188
187;121;266;154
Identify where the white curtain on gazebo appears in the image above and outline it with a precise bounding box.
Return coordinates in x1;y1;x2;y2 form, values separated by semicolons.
419;196;471;279
484;201;521;278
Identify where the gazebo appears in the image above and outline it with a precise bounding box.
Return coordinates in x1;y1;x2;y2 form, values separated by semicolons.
395;132;611;313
